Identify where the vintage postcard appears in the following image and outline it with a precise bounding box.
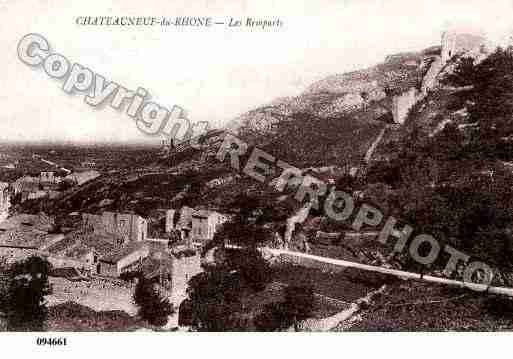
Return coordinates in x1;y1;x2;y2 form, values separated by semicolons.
1;0;513;355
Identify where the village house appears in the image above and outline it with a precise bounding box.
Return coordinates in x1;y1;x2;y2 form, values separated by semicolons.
50;243;95;271
0;214;65;264
191;210;229;243
164;207;228;244
97;241;150;277
12;171;63;202
82;211;148;245
43;229;117;273
93;238;203;309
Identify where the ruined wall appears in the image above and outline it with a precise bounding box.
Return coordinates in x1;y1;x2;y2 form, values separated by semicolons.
441;31;487;63
390;31;488;125
392;87;418;124
165;209;176;233
421;56;443;95
169;253;202;305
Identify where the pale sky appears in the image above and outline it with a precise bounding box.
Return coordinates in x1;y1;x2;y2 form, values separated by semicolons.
1;0;512;143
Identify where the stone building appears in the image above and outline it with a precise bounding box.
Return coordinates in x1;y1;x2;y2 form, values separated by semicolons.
441;31;487;63
82;212;148;245
97;241;150;277
191;210;229;243
390;30;489;125
166;245;202;304
165;207;228;244
11;172;62;202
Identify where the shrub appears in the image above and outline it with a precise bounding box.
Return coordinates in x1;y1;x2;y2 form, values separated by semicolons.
0;256;52;331
254;285;315;331
133;276;174;327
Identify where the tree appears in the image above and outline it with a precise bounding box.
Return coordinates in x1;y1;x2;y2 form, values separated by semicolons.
254;285;315;331
254;302;289;331
282;285;315;330
226;247;273;291
188;193;277;330
441;56;476;87
133;276;174;327
0;256;52;331
186;268;244;331
203;193;275;290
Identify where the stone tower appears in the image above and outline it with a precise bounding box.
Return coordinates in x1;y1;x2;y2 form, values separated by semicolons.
441;31;487;63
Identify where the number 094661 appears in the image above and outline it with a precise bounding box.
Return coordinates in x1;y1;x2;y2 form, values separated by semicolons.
36;337;67;346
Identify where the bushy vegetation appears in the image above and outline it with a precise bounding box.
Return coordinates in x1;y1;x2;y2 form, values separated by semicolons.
183;268;245;331
254;285;315;331
133;276;174;327
0;256;52;331
365;47;513;281
185;194;277;330
261;112;384;168
48;302;141;331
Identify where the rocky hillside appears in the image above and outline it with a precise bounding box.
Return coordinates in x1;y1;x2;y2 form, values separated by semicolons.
32;33;513;280
223;46;445;172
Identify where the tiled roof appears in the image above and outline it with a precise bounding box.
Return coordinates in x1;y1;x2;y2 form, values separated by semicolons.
99;241;147;264
0;229;60;249
46;236;78;255
79;233;117;257
64;244;93;259
0;214;53;232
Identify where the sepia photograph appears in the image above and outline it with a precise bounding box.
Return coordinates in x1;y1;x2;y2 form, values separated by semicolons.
1;0;513;356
